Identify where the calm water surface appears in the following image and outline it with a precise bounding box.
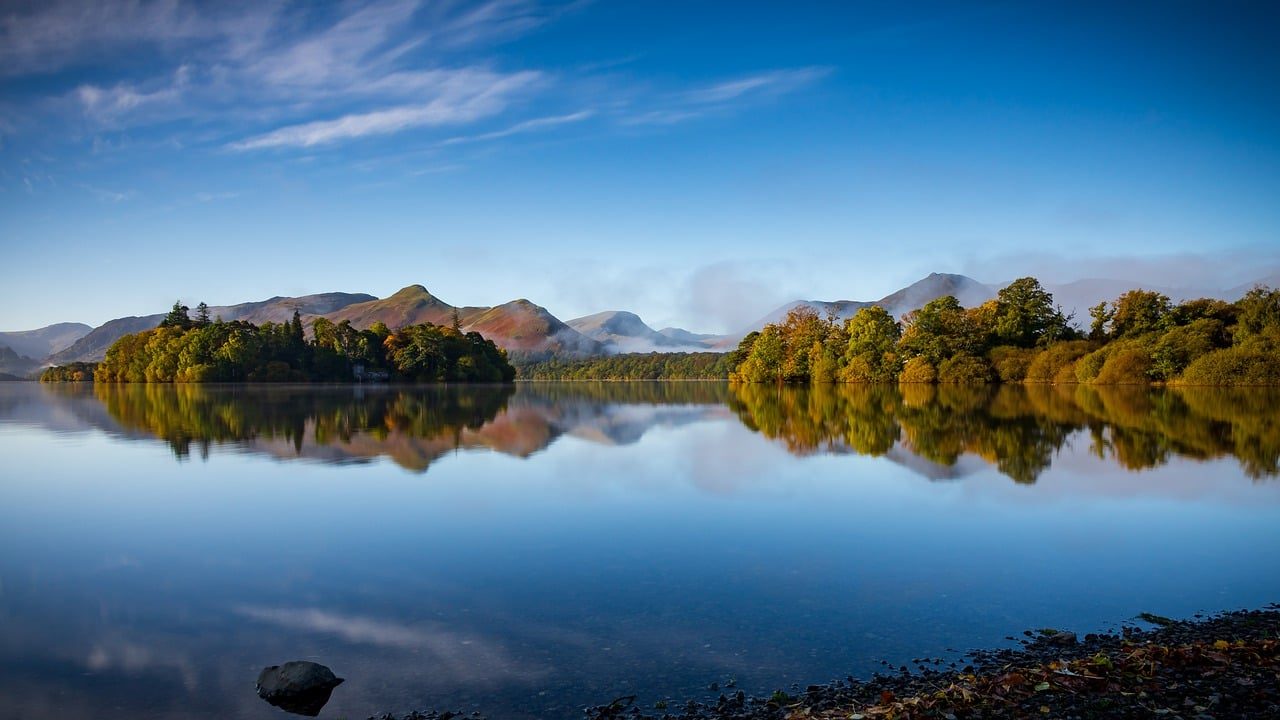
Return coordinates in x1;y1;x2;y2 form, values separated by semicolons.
1;381;1277;719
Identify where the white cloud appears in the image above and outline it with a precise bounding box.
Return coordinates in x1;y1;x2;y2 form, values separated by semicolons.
80;184;134;202
249;0;422;89
194;191;238;202
439;108;593;145
621;67;832;127
11;1;566;147
619;109;705;126
684;67;832;104
229;70;540;149
76;65;190;122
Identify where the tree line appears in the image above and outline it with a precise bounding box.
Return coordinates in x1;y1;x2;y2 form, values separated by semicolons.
730;278;1280;386
517;352;736;380
67;301;515;383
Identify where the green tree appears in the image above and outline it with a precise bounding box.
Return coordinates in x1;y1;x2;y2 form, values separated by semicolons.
734;326;786;383
840;305;902;382
898;296;984;365
993;277;1070;347
1233;286;1280;348
1110;290;1172;338
1088;302;1113;341
160;301;192;329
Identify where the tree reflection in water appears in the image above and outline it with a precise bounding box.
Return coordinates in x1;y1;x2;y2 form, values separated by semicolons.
44;381;1280;482
728;383;1280;482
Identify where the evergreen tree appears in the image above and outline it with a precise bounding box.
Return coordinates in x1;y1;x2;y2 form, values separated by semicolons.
160;301;191;329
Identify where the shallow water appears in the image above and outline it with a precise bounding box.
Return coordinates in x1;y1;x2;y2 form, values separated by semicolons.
0;381;1277;719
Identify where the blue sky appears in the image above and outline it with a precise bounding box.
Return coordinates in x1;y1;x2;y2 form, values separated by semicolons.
2;0;1278;333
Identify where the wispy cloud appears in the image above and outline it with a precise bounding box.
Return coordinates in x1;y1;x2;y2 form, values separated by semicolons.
80;184;134;202
440;109;594;145
7;1;568;151
0;0;225;77
229;70;541;149
76;65;191;122
5;1;830;178
682;67;831;105
194;191;238;202
619;109;705;127
410;164;466;176
622;67;832;127
247;0;422;90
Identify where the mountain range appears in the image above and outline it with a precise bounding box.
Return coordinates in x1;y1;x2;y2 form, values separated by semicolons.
3;271;1277;374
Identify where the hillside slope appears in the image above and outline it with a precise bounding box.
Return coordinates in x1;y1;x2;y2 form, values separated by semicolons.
0;322;92;359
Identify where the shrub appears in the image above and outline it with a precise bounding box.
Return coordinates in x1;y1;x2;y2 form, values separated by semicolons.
1093;348;1153;384
840;355;876;383
1075;339;1142;383
1149;320;1222;380
1025;340;1093;383
937;353;995;383
1074;347;1110;383
1053;360;1081;384
988;346;1036;382
899;356;937;383
839;351;901;383
1175;347;1280;386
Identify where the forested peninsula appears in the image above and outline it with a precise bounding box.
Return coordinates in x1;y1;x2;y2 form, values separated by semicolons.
729;278;1280;386
45;302;515;383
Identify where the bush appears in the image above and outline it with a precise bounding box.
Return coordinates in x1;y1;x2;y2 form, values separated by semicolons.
1025;340;1093;383
988;346;1036;382
899;356;937;383
839;355;877;383
937;353;995;383
1175;347;1280;386
1053;360;1081;384
1075;339;1144;383
1075;347;1109;383
1149;320;1222;380
1093;348;1153;384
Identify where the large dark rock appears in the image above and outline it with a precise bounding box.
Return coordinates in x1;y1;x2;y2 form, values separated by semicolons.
256;661;344;716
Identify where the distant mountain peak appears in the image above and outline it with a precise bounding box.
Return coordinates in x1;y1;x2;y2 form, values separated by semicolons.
389;284;438;299
567;310;720;354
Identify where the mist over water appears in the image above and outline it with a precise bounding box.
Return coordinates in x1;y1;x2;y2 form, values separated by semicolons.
1;381;1277;719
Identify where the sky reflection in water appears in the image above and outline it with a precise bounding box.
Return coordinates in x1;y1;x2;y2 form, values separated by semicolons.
0;382;1277;720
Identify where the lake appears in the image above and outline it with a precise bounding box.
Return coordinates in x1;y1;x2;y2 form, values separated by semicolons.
1;381;1277;719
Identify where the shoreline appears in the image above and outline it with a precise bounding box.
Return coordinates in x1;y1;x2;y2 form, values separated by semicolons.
370;606;1280;720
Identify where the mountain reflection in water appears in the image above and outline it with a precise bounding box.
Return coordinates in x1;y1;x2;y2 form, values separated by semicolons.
1;380;1278;720
25;381;1280;481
